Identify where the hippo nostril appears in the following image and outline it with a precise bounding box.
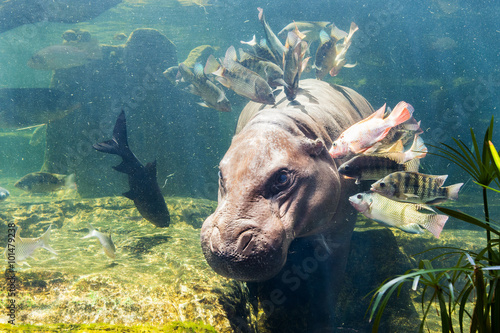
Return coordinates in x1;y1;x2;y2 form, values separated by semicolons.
210;227;221;253
237;231;253;253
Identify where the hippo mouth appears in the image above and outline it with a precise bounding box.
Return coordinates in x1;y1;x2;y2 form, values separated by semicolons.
201;218;288;282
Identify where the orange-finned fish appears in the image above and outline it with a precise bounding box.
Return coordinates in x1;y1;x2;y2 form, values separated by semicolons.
329;101;414;159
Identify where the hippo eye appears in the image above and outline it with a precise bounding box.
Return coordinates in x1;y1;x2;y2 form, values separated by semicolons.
270;169;292;195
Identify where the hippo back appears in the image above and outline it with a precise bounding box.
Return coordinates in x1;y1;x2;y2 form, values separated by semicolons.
236;79;374;148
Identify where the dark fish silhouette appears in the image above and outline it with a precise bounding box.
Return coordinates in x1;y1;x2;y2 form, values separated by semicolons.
93;111;170;228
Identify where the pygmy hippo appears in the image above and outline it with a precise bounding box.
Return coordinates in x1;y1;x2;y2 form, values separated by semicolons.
201;79;373;282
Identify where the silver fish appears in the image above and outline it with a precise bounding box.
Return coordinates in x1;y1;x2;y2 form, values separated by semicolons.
371;171;464;205
82;223;116;259
283;29;309;101
0;186;10;201
204;46;275;105
349;192;448;238
178;63;231;112
28;41;102;70
329;22;359;77
15;172;75;193
278;21;331;42
4;225;57;265
314;24;348;79
257;7;286;63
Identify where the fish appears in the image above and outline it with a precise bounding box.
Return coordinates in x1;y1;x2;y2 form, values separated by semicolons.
0;186;9;201
371;171;464;205
14;172;76;193
314;24;348;79
0;0;122;34
257;7;286;63
329;22;359;77
241;36;280;65
376;134;428;162
178;63;231;112
329;101;414;158
238;49;285;87
93;110;171;228
82;223;116;259
4;225;57;265
338;134;427;184
349;192;448;238
283;28;309;101
338;154;421;185
0;88;81;129
278;21;331;42
204;46;275;105
28;41;102;70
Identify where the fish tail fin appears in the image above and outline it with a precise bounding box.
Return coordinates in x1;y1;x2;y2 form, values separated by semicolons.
387;101;413;127
40;225;57;255
406;134;427;160
424;214;448;238
446;183;464;200
93;111;130;157
257;7;264;22
82;223;96;239
64;173;77;190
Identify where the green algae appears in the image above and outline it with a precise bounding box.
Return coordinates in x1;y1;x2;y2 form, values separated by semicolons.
0;321;217;332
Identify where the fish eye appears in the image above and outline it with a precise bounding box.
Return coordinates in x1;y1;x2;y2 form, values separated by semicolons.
218;170;223;180
379;182;385;188
344;165;350;171
356;194;362;199
332;142;337;147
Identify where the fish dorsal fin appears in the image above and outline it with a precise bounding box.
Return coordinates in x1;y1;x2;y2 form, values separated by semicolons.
358;104;386;123
225;46;238;62
433;174;448;186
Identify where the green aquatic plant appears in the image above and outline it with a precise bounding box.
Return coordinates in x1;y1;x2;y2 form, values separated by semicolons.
369;119;500;332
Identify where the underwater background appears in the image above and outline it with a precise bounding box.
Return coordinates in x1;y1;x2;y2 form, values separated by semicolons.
0;0;500;332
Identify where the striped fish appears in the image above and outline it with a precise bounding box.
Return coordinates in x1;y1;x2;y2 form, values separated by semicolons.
4;225;57;265
82;223;116;259
349;192;448;238
338;154;420;184
371;171;463;205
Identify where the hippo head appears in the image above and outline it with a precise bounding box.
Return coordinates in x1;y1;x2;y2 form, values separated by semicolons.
201;112;342;281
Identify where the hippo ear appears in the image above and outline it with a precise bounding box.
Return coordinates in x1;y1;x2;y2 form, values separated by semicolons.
302;138;326;157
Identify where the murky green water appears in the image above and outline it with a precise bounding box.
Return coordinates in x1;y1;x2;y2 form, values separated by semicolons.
1;0;499;332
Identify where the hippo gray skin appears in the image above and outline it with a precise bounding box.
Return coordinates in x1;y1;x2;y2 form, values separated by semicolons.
201;79;373;282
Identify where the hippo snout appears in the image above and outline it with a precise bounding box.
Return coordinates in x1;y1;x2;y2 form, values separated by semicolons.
201;217;289;281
